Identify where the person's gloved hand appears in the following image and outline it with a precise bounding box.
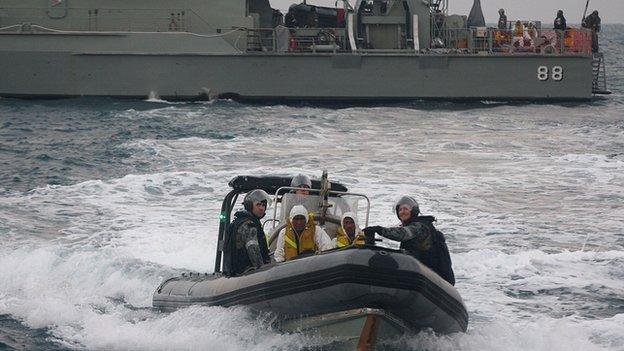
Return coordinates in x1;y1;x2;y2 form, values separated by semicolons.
363;226;383;235
363;226;383;245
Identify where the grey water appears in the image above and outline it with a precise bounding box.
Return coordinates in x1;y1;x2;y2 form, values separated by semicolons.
0;25;623;350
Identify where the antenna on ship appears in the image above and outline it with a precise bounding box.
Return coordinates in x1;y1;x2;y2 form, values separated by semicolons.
582;0;590;21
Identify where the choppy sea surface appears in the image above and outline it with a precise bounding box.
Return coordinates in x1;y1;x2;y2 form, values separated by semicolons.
1;25;623;351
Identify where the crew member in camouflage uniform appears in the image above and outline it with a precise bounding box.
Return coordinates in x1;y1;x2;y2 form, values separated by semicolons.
553;10;567;31
363;196;455;285
582;10;601;53
497;9;507;30
223;189;272;276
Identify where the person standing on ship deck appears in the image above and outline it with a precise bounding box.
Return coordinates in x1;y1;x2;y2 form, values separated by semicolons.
497;9;507;30
554;10;567;31
582;10;601;53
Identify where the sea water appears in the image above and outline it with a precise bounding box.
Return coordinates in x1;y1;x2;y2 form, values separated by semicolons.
0;25;623;351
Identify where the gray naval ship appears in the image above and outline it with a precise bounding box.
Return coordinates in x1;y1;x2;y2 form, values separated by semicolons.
0;0;611;101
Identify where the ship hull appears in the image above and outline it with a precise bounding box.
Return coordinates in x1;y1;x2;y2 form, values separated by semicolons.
0;33;593;101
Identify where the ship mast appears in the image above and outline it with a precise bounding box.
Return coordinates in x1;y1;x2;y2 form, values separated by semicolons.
429;0;448;15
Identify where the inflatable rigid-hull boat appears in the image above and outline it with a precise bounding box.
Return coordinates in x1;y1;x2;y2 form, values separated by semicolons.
153;246;468;335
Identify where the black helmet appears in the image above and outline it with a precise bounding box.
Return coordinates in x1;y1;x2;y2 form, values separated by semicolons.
557;10;563;16
290;174;312;188
394;195;420;219
243;189;272;212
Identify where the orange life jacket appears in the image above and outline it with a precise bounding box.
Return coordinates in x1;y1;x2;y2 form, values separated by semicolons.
283;214;317;260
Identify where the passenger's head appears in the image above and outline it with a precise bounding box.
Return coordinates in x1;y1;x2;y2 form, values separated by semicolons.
498;9;505;15
394;195;420;223
557;10;563;17
291;174;312;195
592;10;599;16
341;212;358;237
289;205;308;232
243;189;272;218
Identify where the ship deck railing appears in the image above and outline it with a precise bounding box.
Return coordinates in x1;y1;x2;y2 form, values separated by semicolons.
0;7;218;32
440;27;594;56
0;20;594;57
244;27;595;56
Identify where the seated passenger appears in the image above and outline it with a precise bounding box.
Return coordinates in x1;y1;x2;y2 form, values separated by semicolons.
512;20;523;48
512;20;524;37
493;30;510;50
335;212;366;247
274;205;333;262
512;20;532;49
291;174;312;195
527;22;538;41
280;174;316;224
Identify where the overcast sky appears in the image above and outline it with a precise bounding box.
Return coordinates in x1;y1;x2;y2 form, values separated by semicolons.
270;0;622;24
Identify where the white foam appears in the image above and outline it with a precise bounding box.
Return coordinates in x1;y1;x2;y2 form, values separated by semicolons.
2;101;624;349
388;315;619;351
0;243;336;350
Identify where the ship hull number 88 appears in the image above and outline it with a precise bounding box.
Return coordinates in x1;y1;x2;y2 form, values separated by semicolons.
538;66;564;81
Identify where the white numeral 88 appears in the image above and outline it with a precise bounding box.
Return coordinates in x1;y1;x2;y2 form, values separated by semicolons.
537;66;564;81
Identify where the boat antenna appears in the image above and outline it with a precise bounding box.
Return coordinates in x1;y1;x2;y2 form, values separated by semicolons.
582;0;590;21
318;170;331;225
